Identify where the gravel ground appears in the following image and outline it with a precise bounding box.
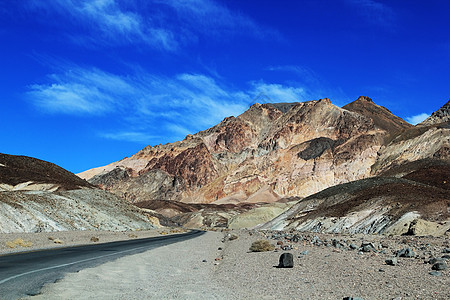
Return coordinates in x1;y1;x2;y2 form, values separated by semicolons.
0;229;179;255
14;230;450;300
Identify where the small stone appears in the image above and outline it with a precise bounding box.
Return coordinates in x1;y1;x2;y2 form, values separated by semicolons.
300;250;309;255
432;262;447;270
277;240;284;246
385;257;398;266
218;247;223;250
202;259;207;263
379;268;385;272
396;248;415;258
428;257;445;265
282;245;293;250
291;235;300;243
349;243;358;250
361;242;376;253
278;253;294;268
442;248;450;253
442;255;450;259
53;238;64;244
429;271;442;276
343;297;364;300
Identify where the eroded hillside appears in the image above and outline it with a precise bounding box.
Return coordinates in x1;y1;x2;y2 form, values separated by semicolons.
0;153;159;233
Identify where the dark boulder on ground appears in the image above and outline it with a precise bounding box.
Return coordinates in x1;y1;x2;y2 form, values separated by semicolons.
432;262;447;271
278;253;294;268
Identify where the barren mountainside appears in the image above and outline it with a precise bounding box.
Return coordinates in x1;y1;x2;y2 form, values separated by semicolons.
79;97;418;205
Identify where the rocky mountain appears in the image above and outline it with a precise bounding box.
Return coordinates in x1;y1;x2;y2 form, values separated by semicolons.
78;96;449;233
0;153;159;233
80;97;403;205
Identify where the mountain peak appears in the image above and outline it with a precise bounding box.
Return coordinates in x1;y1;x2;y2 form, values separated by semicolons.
356;96;374;103
343;96;412;134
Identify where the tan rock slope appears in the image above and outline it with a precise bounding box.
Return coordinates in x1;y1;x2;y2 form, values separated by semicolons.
0;153;159;233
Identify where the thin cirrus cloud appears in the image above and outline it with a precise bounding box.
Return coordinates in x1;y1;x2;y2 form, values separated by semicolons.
100;131;158;143
27;0;276;50
159;0;279;40
345;0;395;28
27;0;176;50
27;65;309;143
406;113;430;125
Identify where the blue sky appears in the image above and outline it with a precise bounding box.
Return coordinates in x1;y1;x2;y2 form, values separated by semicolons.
1;0;449;173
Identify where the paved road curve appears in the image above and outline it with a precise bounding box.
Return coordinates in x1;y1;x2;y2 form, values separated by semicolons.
0;230;204;299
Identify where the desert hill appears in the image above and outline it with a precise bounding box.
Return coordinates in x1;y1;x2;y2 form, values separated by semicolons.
259;163;450;235
0;153;159;233
0;153;92;191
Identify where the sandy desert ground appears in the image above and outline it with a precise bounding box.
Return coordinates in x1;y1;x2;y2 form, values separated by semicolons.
1;229;446;300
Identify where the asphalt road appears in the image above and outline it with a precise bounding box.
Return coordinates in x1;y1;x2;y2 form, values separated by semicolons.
0;230;204;299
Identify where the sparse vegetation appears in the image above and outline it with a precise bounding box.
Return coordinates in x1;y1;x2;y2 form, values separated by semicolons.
5;238;33;248
249;240;275;252
90;236;99;242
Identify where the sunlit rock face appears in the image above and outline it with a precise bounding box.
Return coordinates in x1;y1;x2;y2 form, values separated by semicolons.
78;96;421;204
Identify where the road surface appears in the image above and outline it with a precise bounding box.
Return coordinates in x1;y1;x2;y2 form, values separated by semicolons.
0;230;204;299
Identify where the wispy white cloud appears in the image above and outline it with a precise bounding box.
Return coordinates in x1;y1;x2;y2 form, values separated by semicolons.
160;0;280;40
267;65;322;87
100;131;158;143
250;82;308;103
27;64;316;143
26;0;277;50
27;67;133;115
345;0;395;28
27;0;176;50
406;113;429;125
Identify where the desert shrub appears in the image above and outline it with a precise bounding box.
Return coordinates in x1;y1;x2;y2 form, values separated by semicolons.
6;238;33;248
249;240;275;252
